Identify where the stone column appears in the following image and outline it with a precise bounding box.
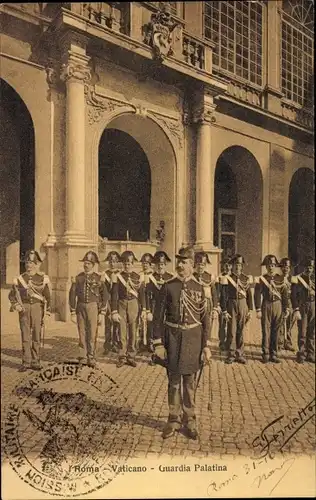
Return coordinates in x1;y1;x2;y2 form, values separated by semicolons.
192;92;222;275
61;52;91;243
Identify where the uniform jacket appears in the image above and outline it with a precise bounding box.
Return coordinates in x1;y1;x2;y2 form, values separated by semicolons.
146;271;174;313
220;272;253;311
111;271;145;313
9;272;52;311
153;275;211;374
254;273;289;311
216;272;231;306
69;272;109;313
193;271;218;310
291;273;315;310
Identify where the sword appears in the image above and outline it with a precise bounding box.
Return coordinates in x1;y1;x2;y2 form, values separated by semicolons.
194;362;205;403
41;301;46;349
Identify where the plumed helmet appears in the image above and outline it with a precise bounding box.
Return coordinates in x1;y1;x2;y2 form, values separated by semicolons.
121;250;138;262
261;254;279;266
103;251;121;262
79;251;100;264
230;254;246;265
175;246;195;261
22;250;42;264
301;256;315;268
140;253;154;264
153;251;171;263
194;252;210;265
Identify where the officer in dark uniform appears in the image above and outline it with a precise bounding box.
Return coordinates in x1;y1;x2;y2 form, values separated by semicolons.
9;250;52;371
102;251;121;355
146;251;174;359
217;258;233;351
254;255;290;363
139;253;154;352
111;250;146;368
153;247;211;440
291;257;315;363
194;252;220;325
220;254;253;364
69;251;109;368
279;257;295;351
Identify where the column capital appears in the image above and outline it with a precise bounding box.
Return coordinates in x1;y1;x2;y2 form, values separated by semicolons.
60;53;92;84
192;92;217;125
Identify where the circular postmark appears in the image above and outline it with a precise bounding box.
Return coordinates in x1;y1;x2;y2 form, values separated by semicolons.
3;363;133;497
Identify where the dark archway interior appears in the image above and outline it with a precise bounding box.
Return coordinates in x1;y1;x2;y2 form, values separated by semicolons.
214;158;238;252
289;168;315;270
98;128;151;241
0;79;35;278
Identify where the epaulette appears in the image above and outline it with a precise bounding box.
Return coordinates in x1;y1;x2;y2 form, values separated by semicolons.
291;276;298;284
43;274;50;285
38;271;45;276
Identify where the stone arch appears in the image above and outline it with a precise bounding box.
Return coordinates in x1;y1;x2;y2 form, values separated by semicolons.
91;109;178;260
0;78;36;282
288;167;315;269
214;145;263;275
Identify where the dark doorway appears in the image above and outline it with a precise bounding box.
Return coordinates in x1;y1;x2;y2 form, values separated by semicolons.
214;157;238;260
98;128;151;241
289;168;315;270
0;79;35;280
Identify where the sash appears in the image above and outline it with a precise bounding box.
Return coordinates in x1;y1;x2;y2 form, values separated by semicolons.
117;273;139;299
260;275;282;300
17;275;45;303
298;275;315;293
149;274;163;290
103;272;112;285
226;275;247;298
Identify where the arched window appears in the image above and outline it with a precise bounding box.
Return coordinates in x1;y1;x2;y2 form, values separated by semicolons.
203;1;264;86
281;0;314;105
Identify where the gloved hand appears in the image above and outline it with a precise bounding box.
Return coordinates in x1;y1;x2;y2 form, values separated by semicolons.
283;309;290;320
112;312;121;323
256;310;262;320
201;347;212;364
223;311;231;322
293;310;302;321
246;311;251;322
71;312;77;324
141;310;147;321
147;312;153;322
15;304;24;313
154;344;166;361
211;309;219;319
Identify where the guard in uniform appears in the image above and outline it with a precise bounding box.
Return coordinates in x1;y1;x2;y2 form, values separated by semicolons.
102;251;121;355
279;257;295;351
217;258;233;351
69;251;109;368
291;257;315;364
254;255;290;363
220;254;253;364
139;253;154;352
153;247;211;440
146;251;174;358
8;250;52;372
111;250;146;368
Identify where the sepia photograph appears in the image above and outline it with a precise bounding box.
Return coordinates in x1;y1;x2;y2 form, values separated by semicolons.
0;1;315;498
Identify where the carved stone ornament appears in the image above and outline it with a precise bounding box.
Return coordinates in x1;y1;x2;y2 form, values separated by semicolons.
143;2;180;62
148;112;184;149
60;62;91;83
192;104;217;125
84;85;132;124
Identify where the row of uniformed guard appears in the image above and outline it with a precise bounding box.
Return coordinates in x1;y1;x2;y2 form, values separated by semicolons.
8;250;315;371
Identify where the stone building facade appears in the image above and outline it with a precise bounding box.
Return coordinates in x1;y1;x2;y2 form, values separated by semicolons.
0;1;314;320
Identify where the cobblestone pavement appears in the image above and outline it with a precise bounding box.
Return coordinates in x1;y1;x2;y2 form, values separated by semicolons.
1;291;315;461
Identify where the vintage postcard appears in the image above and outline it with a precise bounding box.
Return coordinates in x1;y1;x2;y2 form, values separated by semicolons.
1;1;315;499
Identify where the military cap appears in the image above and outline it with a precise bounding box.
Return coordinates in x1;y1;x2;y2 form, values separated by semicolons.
301;257;315;267
79;251;100;264
153;251;171;263
140;253;154;264
261;254;279;266
175;246;195;261
280;257;291;267
121;250;138;262
231;254;246;265
194;252;210;264
22;250;42;264
103;251;121;262
221;258;232;266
